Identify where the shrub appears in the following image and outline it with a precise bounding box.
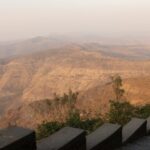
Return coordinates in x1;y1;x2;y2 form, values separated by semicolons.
36;109;103;140
108;100;135;125
36;99;150;140
136;104;150;119
108;100;150;125
53;90;78;105
66;109;103;133
78;119;103;134
36;121;64;140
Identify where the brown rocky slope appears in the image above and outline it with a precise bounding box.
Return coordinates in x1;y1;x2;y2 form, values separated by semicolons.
0;45;150;128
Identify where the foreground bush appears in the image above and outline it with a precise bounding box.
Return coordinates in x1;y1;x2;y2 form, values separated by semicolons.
108;101;135;125
66;109;103;133
36;110;103;140
108;101;150;125
36;76;150;140
36;101;150;140
36;121;64;140
136;104;150;119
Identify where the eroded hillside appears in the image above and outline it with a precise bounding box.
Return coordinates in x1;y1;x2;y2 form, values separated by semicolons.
0;44;150;128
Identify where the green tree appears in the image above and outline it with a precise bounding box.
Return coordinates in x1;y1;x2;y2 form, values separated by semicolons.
53;89;78;107
111;75;125;101
108;101;135;125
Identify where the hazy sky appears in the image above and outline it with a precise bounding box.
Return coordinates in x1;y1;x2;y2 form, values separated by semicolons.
0;0;150;41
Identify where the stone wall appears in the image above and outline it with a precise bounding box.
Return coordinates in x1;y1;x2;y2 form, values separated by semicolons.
0;117;150;150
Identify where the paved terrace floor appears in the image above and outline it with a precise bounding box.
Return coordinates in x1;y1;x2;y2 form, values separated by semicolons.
118;136;150;150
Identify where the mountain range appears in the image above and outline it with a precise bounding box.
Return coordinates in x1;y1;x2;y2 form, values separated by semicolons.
0;36;150;128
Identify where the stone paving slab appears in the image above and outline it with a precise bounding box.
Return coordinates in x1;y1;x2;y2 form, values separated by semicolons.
87;123;122;150
37;127;86;150
122;118;147;144
0;126;36;150
117;136;150;150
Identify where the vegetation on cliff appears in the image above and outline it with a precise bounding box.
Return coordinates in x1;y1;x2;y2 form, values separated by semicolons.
36;75;150;140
